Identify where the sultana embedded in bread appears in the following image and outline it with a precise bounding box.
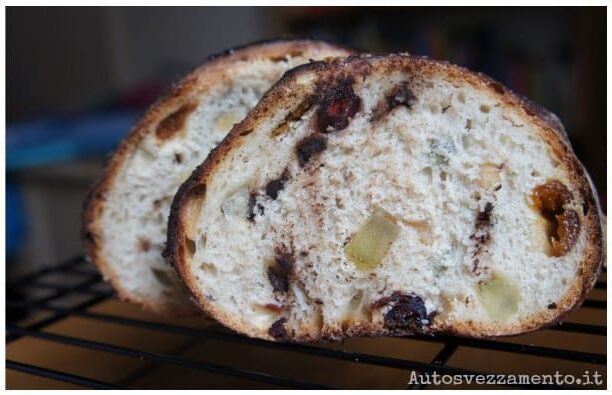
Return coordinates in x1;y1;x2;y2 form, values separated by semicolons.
167;54;604;339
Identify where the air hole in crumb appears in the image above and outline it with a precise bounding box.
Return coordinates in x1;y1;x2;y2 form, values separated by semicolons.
531;169;541;177
156;102;197;140
335;197;345;209
185;237;196;256
480;104;490;113
151;268;173;287
174;153;183;164
465;119;473;130
200;233;207;249
458;92;466;103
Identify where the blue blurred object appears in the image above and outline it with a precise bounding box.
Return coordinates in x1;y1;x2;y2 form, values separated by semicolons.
6;181;26;258
6;109;140;257
7;110;140;170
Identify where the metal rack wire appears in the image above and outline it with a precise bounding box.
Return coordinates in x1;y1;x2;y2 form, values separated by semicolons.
6;255;607;389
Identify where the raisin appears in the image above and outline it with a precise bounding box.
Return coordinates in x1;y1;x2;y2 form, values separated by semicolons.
316;78;361;133
295;135;327;167
373;292;430;331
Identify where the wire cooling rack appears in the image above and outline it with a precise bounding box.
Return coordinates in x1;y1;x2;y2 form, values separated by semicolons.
6;255;607;389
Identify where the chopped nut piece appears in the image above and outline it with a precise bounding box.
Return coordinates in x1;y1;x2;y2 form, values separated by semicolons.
345;209;399;271
478;272;520;323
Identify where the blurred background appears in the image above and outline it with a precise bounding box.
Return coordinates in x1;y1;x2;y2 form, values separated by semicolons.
6;6;606;293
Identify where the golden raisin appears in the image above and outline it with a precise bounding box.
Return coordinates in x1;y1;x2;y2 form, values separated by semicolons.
532;179;573;212
531;180;580;257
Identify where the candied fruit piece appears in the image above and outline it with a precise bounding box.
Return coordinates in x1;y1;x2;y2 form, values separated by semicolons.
345;209;399;271
478;273;520;323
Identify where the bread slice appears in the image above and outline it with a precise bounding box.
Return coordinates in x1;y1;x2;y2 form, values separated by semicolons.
167;54;605;340
82;40;352;315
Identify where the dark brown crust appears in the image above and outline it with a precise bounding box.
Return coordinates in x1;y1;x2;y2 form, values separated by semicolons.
82;39;353;316
166;53;604;339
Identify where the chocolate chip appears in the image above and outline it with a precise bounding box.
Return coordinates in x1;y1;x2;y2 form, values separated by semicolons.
267;266;289;292
316;78;361;133
265;169;289;200
269;317;288;339
276;251;294;272
296;134;327;167
547;302;557;309
476;202;494;228
247;193;265;222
